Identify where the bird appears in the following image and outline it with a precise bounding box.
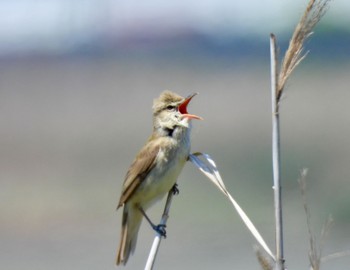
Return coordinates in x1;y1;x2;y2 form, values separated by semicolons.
116;90;202;266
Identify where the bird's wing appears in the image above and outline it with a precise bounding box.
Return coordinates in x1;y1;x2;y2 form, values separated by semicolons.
117;141;160;208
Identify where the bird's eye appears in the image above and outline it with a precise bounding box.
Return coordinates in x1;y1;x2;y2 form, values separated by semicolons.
166;105;176;111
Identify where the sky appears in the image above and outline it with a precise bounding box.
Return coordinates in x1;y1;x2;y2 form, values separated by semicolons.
0;0;348;56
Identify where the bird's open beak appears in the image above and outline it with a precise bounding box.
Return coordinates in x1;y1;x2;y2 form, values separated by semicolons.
178;93;203;120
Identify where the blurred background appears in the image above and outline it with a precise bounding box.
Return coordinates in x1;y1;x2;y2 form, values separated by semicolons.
1;0;350;269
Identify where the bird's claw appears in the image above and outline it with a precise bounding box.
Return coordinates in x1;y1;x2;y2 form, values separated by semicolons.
171;183;179;195
153;224;167;238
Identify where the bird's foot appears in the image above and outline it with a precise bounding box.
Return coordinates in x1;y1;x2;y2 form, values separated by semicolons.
171;183;179;195
153;224;167;238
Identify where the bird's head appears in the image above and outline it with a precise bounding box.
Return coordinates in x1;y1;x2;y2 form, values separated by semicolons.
152;90;202;134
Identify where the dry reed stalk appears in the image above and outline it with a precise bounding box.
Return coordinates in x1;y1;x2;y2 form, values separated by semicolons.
270;33;284;270
270;1;331;269
298;169;333;270
145;189;175;270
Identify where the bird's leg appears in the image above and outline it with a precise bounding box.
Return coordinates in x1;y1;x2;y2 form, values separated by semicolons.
137;205;167;238
171;183;179;195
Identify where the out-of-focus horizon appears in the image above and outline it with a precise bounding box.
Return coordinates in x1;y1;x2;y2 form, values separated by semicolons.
0;0;349;59
1;1;350;270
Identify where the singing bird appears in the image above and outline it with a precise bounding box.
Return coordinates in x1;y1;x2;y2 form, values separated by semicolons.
116;91;202;265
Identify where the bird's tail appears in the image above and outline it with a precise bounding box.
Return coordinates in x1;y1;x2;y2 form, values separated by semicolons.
116;205;143;266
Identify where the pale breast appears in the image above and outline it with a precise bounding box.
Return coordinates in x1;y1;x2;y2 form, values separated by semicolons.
130;135;190;209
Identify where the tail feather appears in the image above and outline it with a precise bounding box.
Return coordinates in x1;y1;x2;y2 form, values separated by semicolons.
116;205;142;266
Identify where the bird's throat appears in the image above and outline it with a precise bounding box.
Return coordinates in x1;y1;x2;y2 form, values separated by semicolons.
164;127;174;137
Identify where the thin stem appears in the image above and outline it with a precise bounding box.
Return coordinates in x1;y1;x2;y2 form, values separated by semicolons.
270;34;284;270
144;188;174;270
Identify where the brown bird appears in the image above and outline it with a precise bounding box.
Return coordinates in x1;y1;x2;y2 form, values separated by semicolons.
116;90;202;265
